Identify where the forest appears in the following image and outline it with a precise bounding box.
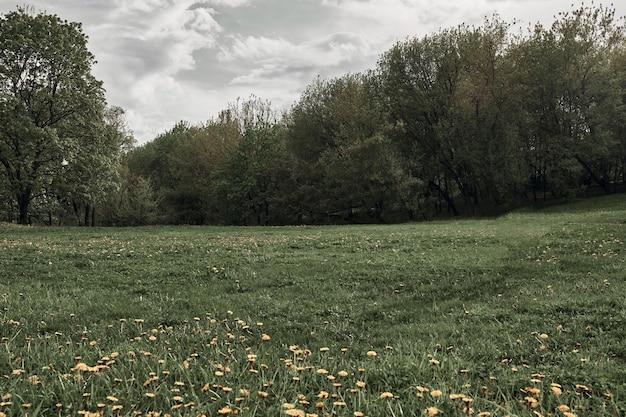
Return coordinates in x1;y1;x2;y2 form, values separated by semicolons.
2;4;625;225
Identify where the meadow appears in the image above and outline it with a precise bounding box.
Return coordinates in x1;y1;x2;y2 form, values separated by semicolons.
1;195;625;416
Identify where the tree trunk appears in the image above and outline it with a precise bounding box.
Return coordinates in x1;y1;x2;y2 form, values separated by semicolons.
429;180;459;215
575;155;611;194
17;189;31;225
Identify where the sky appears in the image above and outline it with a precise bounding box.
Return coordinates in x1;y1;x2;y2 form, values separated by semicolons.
1;0;624;145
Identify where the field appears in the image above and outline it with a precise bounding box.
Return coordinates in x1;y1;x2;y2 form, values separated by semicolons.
1;195;626;416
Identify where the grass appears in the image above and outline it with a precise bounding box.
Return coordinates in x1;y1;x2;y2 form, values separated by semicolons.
1;194;625;416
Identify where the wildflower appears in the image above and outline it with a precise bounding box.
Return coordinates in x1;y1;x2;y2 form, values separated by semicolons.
333;402;347;407
317;391;329;399
430;390;442;399
557;405;570;412
112;405;123;412
550;386;563;396
285;410;305;417
320;347;330;353
283;403;296;409
106;396;118;402
477;413;491;417
429;358;440;365
217;406;232;415
258;391;269;398
315;402;324;409
316;369;329;375
261;334;271;341
354;412;364;417
425;407;440;416
380;392;394;399
356;381;366;389
366;350;377;357
338;370;348;377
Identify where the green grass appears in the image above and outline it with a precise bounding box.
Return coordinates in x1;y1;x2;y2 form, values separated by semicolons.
1;194;625;416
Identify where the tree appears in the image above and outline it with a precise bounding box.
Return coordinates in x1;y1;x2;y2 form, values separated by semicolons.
0;7;110;224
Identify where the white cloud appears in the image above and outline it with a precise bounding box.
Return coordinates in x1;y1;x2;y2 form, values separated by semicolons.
2;0;624;144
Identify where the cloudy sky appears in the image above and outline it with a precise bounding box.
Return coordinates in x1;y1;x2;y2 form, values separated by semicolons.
1;0;623;144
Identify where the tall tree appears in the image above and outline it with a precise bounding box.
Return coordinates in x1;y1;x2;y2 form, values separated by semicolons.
0;7;110;224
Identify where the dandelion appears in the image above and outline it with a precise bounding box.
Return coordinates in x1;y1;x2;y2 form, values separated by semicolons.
338;370;349;377
430;390;442;399
380;392;394;399
366;350;377;357
261;334;271;341
356;380;366;389
285;410;305;417
106;396;118;403
320;347;330;353
550;386;563;396
258;391;269;398
333;402;347;407
425;406;440;416
429;358;440;365
217;406;232;415
557;405;570;412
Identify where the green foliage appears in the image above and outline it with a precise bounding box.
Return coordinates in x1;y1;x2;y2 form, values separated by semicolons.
7;3;622;226
0;7;125;225
1;195;626;415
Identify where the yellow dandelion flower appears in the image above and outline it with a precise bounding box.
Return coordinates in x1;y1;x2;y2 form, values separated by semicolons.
285;409;305;417
317;391;329;399
283;403;296;409
380;392;394;400
354;412;364;417
356;380;366;389
333;401;347;407
111;405;123;412
338;370;349;377
550;386;563;396
429;358;440;365
366;350;377;357
316;369;329;375
320;347;330;352
217;406;232;415
557;405;570;412
145;393;156;398
106;396;118;403
258;391;269;398
425;406;440;416
450;393;465;400
261;334;271;341
430;390;442;398
315;402;324;409
563;412;577;417
477;412;491;417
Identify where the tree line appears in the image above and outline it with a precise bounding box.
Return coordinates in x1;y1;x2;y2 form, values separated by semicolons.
2;4;625;225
